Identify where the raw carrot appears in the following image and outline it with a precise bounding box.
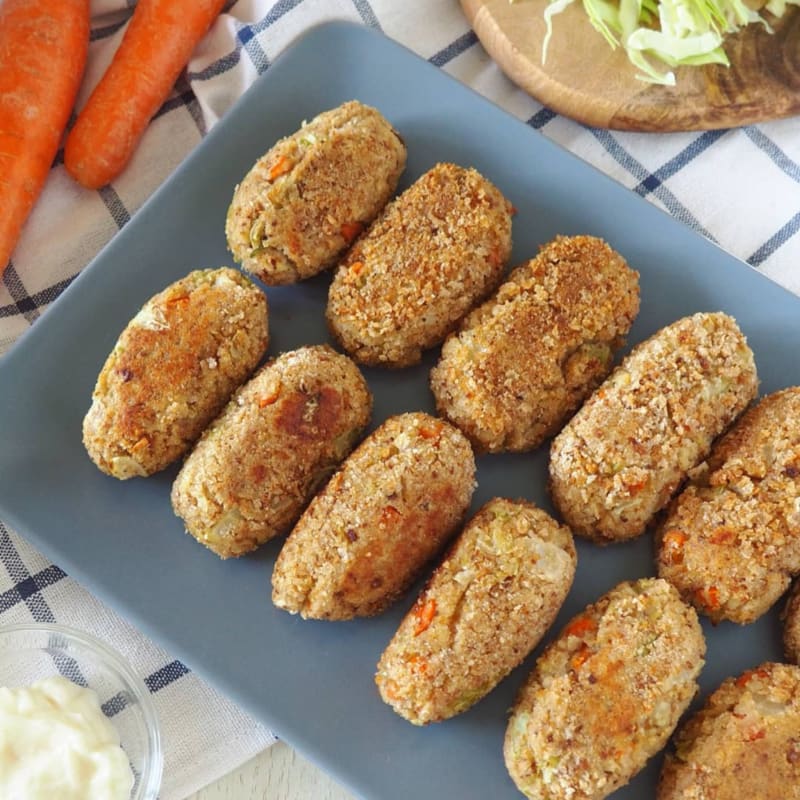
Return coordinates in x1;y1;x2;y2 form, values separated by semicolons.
64;0;226;190
0;0;90;276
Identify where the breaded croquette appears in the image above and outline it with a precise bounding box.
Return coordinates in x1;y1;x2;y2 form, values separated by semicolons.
271;412;476;619
83;268;268;479
549;312;757;542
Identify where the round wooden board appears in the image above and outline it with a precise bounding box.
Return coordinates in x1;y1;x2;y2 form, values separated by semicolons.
461;0;800;131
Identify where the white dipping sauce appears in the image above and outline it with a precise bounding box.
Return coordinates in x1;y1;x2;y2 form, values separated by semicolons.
0;675;135;799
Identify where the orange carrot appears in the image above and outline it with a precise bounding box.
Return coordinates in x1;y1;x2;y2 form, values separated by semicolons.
406;654;428;674
570;644;592;672
258;385;282;408
340;221;364;244
268;154;294;182
0;0;89;275
709;526;735;545
379;505;401;527
745;728;766;742
564;615;597;638
414;599;437;636
735;667;769;689
419;421;444;440
661;529;688;564
64;0;226;190
694;585;721;611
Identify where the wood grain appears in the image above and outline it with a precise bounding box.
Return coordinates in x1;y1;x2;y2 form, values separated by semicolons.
188;742;356;800
461;0;800;131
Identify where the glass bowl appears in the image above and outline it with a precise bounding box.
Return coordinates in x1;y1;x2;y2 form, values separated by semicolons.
0;623;162;799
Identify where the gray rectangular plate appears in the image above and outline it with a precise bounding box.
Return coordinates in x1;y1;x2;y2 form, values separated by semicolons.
1;21;797;800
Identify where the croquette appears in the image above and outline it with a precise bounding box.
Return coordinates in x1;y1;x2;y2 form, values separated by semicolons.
376;498;576;725
271;412;476;619
326;162;513;367
225;100;406;285
657;662;800;800
505;578;705;800
656;387;800;624
171;345;372;558
83;268;268;479
430;235;640;453
549;312;758;543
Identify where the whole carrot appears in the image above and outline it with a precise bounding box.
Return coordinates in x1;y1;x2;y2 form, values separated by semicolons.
65;0;227;190
0;0;90;276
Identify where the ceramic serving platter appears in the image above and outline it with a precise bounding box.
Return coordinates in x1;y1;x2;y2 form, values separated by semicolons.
1;21;798;800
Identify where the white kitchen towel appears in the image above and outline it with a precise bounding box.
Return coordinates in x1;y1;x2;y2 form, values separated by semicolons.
1;1;799;798
0;520;278;799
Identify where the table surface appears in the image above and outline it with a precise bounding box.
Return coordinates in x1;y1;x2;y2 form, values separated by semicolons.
188;742;355;800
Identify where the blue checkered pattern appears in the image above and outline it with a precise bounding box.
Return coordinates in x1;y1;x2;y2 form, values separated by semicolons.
2;6;798;340
1;1;798;796
3;4;799;337
1;520;188;697
0;516;276;800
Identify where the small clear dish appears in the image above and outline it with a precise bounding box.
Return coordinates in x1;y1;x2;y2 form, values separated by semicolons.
0;622;162;799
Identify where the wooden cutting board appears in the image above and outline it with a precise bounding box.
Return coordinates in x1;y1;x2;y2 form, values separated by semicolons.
461;0;800;130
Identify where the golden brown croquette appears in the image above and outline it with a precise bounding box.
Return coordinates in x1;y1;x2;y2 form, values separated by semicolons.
658;662;800;800
326;162;513;367
83;268;268;479
505;578;705;800
376;498;576;725
656;387;800;624
171;345;372;558
549;312;757;543
226;100;406;284
271;412;476;619
430;235;640;453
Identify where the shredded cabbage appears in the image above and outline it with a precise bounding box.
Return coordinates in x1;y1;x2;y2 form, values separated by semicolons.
517;0;798;85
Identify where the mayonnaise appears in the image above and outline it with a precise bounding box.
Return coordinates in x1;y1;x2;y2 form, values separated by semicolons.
0;675;135;800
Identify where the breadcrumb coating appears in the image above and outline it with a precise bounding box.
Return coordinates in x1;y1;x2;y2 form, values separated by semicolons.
326;162;513;367
83;268;268;479
430;235;640;453
376;498;576;725
658;662;800;800
657;387;800;623
505;578;705;800
549;312;758;542
271;412;476;619
226;100;406;284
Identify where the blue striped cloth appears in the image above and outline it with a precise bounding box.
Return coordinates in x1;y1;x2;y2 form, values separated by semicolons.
1;1;798;797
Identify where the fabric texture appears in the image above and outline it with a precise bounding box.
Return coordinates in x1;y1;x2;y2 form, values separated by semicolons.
1;1;798;798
